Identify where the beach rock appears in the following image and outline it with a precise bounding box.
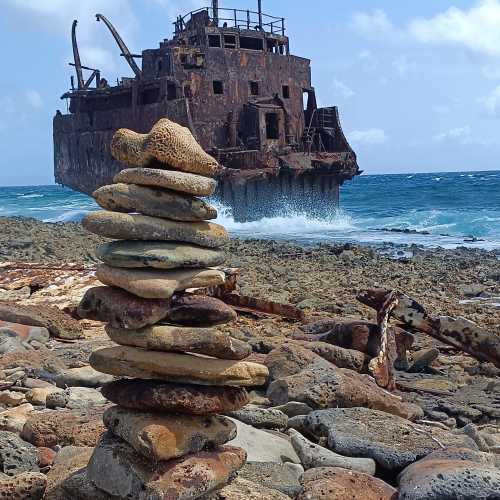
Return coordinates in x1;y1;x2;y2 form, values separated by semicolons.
288;428;376;475
83;211;229;248
209;477;291;500
166;294;238;326
101;378;249;414
227;418;300;463
303;407;478;471
87;432;245;499
38;447;57;468
0;329;26;354
227;405;288;430
54;365;114;389
94;182;217;221
0;430;40;476
408;348;439;373
272;401;314;418
106;324;251;360
46;387;107;410
96;264;225;299
90;346;268;386
0;391;25;407
110;118;220;176
96;240;225;269
103;406;236;461
0;321;49;345
77;286;170;329
115;167;217;196
21;407;106;448
397;447;500;500
298;467;397;500
0;302;83;340
0;403;33;433
0;472;47;500
267;364;422;420
26;387;64;406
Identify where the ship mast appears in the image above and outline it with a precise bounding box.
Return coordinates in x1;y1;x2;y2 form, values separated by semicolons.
71;20;85;89
212;0;219;26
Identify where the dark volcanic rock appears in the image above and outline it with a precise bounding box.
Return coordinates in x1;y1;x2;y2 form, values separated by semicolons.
166;294;237;327
101;378;249;415
227;406;288;430
0;431;40;476
77;286;170;329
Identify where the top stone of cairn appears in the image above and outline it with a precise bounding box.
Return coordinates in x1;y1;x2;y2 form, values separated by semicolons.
111;118;220;177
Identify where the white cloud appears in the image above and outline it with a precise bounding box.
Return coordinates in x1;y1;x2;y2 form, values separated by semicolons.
349;128;389;145
331;79;355;99
433;105;451;114
434;125;472;143
350;9;394;37
479;85;500;114
482;64;500;79
409;0;500;57
392;55;416;76
25;90;43;109
357;50;378;72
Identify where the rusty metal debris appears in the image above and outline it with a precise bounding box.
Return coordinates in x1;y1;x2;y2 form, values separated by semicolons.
358;288;500;368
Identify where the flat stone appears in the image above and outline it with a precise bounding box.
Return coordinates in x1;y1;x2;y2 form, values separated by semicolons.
298;467;398;500
83;211;229;248
0;391;25;407
227;405;288;430
26;387;64;406
77;286;170;329
103;406;236;461
101;378;249;414
96;264;225;299
106;324;251;360
166;294;238;326
96;240;225;269
115;167;217;196
0;403;34;434
397;447;500;499
53;365;114;389
0;472;47;500
408;348;439;373
272;401;314;418
303;407;478;471
93;183;217;221
87;432;246;500
0;321;49;344
90;346;268;386
46;387;107;410
209;477;291;500
0;430;40;476
0;329;27;354
289;428;376;475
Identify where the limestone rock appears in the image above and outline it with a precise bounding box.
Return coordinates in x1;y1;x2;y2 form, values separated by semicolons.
303;407;478;471
397;447;500;499
87;433;245;499
103;406;236;461
0;472;46;500
90;346;268;386
167;294;238;326
298;467;398;500
101;378;249;414
110;118;220;176
227;405;288;430
0;403;34;434
106;324;251;360
96;240;225;269
96;264;225;299
288;428;376;475
77;286;170;329
93;183;217;221
209;477;291;500
84;211;229;248
0;430;40;476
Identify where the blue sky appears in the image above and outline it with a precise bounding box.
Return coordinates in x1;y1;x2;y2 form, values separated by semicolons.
1;0;500;186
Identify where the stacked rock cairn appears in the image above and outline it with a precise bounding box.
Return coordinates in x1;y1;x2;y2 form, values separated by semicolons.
77;118;269;499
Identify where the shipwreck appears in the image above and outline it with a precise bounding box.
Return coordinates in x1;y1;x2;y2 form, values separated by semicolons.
53;1;361;221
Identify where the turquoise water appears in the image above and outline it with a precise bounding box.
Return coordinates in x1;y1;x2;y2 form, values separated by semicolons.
1;170;499;249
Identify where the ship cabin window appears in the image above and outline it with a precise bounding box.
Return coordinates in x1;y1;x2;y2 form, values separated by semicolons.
213;80;224;95
250;81;259;96
282;85;290;99
180;54;188;64
208;34;222;48
240;36;263;51
167;82;177;100
141;87;160;105
156;60;163;76
224;35;237;49
184;84;192;98
265;113;279;140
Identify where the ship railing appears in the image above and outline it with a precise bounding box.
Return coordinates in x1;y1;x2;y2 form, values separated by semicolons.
174;7;285;36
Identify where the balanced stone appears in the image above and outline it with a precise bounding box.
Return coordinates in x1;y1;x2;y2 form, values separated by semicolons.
90;346;269;386
102;379;249;414
96;240;225;269
103;406;237;461
114;167;217;196
93;183;217;221
77;286;169;329
87;433;246;500
105;324;251;360
96;264;225;299
167;294;238;326
83;211;229;248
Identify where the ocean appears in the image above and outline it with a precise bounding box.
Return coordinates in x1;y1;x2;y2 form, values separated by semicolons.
1;170;499;250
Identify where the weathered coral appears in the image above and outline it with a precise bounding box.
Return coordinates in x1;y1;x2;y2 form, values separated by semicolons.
111;118;220;177
0;472;46;500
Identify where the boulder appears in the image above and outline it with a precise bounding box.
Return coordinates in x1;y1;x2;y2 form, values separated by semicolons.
77;286;170;329
96;264;225;299
237;462;302;497
303;407;478;471
26;387;64;406
0;329;28;354
209;477;291;499
96;239;225;269
83;211;229;248
227;405;288;430
93;183;218;221
90;346;268;386
0;472;46;500
87;433;245;499
101;378;249;414
53;365;114;389
0;391;25;407
114;167;217;196
106;324;250;360
166;294;237;326
0;403;34;433
0;430;40;476
0;321;49;345
46;387;107;410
